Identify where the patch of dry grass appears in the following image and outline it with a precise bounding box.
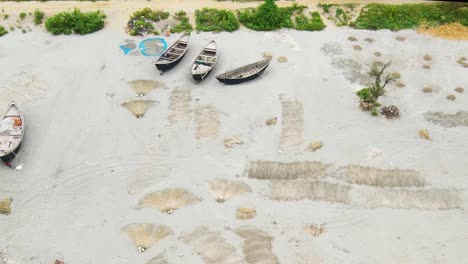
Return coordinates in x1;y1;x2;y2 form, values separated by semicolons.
269;180;351;204
248;161;326;180
418;22;468;40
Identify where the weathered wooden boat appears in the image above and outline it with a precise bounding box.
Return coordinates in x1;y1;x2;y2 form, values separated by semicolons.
216;58;271;84
155;33;189;73
191;41;218;81
0;101;24;164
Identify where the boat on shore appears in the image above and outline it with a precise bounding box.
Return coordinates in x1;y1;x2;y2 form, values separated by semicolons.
0;101;24;165
191;40;218;81
155;33;190;73
216;58;271;84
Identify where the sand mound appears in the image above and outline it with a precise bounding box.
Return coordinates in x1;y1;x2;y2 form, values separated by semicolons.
418;23;468;40
269;181;351;204
424;111;468;128
359;188;462;210
235;226;279;264
183;226;242;264
195;105;220;139
335;165;426;188
280;100;304;151
168;88;192;123
248;161;326;180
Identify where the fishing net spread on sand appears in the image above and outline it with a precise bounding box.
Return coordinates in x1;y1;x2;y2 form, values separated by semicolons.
139;38;168;57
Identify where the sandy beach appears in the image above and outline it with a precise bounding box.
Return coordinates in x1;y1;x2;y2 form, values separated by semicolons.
1;1;468;264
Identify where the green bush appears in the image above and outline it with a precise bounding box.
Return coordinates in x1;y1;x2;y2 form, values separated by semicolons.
19;12;26;20
195;8;239;32
318;3;335;13
33;9;45;24
295;11;325;31
127;8;169;36
3;14;8;20
45;8;106;35
354;3;468;30
0;25;7;36
171;10;192;33
237;0;303;31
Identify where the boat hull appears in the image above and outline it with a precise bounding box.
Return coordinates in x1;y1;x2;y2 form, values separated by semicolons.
155;52;187;72
1;143;21;163
192;68;213;81
216;66;268;84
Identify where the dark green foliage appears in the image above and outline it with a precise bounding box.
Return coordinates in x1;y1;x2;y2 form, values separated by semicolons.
127;8;169;36
195;8;239;32
34;9;45;25
45;8;106;35
356;62;396;115
237;0;305;31
171;10;192;33
335;7;351;26
0;25;7;36
318;3;335;13
354;3;468;30
295;11;325;31
19;12;26;20
3;14;7;19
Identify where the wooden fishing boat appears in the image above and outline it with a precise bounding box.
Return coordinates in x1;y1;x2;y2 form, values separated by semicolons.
216;58;271;84
191;41;218;81
0;101;24;164
155;33;190;73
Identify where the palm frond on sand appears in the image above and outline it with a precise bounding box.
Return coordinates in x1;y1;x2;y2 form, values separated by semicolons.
121;223;172;253
208;179;252;203
121;100;156;118
138;188;202;214
129;80;163;97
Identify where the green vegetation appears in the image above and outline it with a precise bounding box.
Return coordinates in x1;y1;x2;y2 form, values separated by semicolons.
3;14;8;20
33;9;45;25
9;25;13;31
0;25;7;36
45;8;106;35
195;8;239;32
356;62;397;115
127;8;169;36
237;0;306;31
171;10;192;33
318;3;335;13
295;11;325;31
19;12;26;20
354;3;468;30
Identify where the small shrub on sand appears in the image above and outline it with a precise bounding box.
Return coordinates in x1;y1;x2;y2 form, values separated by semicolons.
374;51;382;57
0;25;7;36
3;14;8;20
237;0;305;31
422;64;431;70
354;3;468;31
364;37;375;43
356;62;398;116
422;87;433;93
353;45;362;51
348;36;357;41
127;8;169;36
46;8;106;35
295;11;326;31
19;12;26;20
446;94;456;101
33;9;45;25
195;8;239;32
423;55;432;61
171;11;192;33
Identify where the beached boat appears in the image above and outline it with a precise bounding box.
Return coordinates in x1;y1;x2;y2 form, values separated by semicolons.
0;101;24;164
191;41;218;81
216;58;271;84
155;33;190;73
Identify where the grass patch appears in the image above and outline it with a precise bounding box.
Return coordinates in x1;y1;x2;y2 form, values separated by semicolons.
237;0;306;31
127;8;169;36
19;12;26;20
295;11;326;31
0;25;7;36
195;8;239;32
318;3;335;13
3;14;8;20
171;10;192;33
45;8;106;35
354;3;468;31
34;9;45;25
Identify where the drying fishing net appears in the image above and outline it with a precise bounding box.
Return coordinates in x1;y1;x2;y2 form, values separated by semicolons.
139;38;168;57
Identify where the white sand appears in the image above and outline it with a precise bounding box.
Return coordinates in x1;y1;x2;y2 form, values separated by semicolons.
1;3;468;263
